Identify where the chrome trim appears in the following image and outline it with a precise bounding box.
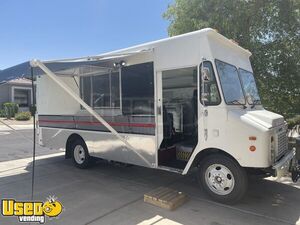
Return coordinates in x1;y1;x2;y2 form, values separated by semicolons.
157;166;183;174
273;149;295;170
38;115;155;135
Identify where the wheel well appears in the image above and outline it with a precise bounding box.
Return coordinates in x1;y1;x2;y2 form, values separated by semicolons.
191;148;240;169
65;134;85;159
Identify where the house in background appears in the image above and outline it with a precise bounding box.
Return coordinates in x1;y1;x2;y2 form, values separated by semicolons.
0;78;33;112
0;61;35;112
0;60;98;113
0;60;87;113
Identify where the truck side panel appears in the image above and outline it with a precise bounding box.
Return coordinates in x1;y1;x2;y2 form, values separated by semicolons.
39;127;156;167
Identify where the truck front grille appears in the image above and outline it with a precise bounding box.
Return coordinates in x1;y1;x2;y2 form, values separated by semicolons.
276;131;288;160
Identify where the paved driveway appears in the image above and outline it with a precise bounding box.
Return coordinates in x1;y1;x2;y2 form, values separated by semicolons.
0;154;299;225
0;125;299;225
0;123;61;161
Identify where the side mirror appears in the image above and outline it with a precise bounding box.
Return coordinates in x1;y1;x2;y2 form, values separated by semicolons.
202;67;211;82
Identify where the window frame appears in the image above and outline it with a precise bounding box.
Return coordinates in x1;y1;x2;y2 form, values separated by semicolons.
214;59;246;105
80;70;121;109
238;68;262;105
199;61;222;106
121;62;155;116
11;86;32;108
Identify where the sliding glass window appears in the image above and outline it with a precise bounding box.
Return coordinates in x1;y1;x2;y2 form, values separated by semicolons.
80;71;120;108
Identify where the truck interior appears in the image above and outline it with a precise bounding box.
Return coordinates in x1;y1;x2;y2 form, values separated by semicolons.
158;66;198;170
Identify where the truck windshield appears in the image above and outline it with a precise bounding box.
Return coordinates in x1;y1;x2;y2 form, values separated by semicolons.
238;69;261;105
215;60;245;105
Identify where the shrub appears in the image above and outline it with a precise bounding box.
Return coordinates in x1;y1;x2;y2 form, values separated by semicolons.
3;102;19;119
29;104;36;116
287;115;300;129
0;109;6;118
15;112;31;121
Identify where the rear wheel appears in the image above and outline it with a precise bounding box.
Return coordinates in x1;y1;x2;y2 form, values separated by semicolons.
197;154;248;204
71;139;93;169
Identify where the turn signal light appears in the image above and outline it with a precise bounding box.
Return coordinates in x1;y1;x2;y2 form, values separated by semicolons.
249;146;256;152
249;136;257;141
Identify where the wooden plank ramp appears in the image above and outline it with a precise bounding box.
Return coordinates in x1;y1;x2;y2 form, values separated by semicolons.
144;187;188;210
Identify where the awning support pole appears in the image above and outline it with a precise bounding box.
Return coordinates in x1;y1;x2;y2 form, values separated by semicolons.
30;60;151;168
30;66;36;200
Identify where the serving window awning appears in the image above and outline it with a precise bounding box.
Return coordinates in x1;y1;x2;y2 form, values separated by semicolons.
0;48;152;83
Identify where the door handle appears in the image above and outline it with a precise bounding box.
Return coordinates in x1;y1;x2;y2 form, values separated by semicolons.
157;106;162;115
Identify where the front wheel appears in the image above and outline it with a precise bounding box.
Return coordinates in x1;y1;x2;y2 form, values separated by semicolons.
197;154;248;204
71;139;93;169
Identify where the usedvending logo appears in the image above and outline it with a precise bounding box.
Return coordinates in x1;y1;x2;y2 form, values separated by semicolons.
1;196;63;224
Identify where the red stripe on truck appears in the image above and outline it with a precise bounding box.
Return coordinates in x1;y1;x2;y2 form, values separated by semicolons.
38;119;156;128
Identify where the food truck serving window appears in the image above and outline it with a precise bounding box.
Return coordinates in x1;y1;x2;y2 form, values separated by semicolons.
80;71;120;108
121;62;154;115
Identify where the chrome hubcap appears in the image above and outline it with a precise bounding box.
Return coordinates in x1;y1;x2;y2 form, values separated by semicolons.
74;145;85;164
205;164;235;195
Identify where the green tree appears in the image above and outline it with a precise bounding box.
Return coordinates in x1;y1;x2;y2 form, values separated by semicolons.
164;0;300;117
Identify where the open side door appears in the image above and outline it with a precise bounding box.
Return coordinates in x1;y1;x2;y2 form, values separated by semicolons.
156;66;199;171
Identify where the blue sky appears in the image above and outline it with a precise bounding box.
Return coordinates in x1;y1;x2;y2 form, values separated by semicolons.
0;0;173;69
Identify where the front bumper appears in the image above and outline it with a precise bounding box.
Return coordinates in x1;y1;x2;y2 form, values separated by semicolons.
272;149;295;178
272;137;300;182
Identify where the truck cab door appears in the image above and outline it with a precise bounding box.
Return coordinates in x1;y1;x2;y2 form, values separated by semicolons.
199;60;222;142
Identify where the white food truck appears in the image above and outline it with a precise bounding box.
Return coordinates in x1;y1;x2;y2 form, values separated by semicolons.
29;28;298;204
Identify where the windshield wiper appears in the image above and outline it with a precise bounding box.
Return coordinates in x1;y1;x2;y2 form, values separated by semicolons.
251;99;261;109
227;100;247;109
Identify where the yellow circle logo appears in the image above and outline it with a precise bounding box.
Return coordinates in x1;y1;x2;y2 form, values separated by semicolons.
42;199;63;217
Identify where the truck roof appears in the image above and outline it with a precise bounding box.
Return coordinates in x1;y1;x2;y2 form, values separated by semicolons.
0;28;252;83
96;28;252;58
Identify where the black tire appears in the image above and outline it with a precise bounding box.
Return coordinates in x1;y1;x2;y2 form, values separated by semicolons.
71;138;93;169
197;154;248;204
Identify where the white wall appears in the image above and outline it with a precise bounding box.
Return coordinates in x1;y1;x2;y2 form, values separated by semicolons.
36;75;80;115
